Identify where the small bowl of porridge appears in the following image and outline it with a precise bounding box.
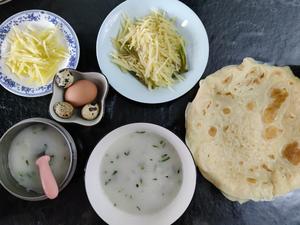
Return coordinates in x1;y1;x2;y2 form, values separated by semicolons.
85;123;196;225
0;118;77;201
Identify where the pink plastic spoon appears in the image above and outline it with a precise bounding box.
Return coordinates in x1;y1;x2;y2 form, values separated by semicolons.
36;155;59;199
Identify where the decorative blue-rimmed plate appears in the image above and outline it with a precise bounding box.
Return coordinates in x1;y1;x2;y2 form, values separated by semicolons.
0;9;80;97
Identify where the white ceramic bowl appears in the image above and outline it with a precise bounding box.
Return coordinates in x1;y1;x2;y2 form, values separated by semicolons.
96;0;209;104
85;123;196;225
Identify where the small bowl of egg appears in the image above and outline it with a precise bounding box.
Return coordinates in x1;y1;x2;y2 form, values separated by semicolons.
49;68;109;126
85;123;196;225
0;118;77;201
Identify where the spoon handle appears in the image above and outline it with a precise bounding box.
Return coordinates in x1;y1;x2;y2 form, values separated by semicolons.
36;155;59;199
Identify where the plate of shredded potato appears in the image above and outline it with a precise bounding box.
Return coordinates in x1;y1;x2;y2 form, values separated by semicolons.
0;10;80;97
96;0;209;104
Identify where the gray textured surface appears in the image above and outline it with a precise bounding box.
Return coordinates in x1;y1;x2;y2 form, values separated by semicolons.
1;0;300;224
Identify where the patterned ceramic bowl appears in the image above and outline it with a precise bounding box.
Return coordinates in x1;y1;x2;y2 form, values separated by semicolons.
0;10;80;97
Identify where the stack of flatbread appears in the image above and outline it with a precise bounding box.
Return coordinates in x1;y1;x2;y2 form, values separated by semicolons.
185;58;300;202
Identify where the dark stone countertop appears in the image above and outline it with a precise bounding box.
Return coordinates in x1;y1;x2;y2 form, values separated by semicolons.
1;0;300;224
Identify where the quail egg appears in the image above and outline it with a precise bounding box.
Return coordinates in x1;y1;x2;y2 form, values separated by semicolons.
53;102;74;119
55;69;74;88
81;103;100;120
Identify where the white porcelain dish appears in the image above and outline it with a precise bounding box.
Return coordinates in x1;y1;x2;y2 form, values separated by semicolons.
0;9;80;97
96;0;209;104
85;123;196;225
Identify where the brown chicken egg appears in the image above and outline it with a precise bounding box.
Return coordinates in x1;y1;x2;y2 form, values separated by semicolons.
64;80;97;107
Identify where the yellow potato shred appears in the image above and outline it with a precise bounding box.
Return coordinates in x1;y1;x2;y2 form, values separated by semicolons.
5;24;69;86
112;11;188;89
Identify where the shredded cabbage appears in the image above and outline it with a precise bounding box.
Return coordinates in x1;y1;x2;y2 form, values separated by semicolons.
111;11;188;89
5;24;69;86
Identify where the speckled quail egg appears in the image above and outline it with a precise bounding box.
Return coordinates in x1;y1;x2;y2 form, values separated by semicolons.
55;69;74;88
53;102;74;119
81;103;100;120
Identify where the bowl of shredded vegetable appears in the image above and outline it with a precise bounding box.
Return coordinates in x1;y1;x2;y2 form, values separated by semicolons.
96;0;209;104
0;10;80;97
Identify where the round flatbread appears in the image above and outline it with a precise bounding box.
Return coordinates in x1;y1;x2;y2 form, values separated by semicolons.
185;58;300;202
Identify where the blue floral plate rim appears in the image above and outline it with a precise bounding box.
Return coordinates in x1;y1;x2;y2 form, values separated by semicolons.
0;9;80;97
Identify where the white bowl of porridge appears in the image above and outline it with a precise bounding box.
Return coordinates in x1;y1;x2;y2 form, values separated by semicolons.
85;123;196;225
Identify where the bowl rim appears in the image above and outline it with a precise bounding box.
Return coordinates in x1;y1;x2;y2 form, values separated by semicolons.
84;123;196;225
0;117;77;201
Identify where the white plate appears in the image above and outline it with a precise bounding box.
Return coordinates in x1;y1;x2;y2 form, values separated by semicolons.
0;10;80;97
96;0;209;104
85;123;196;225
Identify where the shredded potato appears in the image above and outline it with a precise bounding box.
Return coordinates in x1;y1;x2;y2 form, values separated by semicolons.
111;11;188;89
5;24;69;86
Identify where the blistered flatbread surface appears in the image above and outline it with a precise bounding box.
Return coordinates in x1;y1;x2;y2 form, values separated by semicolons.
186;58;300;202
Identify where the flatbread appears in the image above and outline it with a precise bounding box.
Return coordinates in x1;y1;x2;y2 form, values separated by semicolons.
185;58;300;202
